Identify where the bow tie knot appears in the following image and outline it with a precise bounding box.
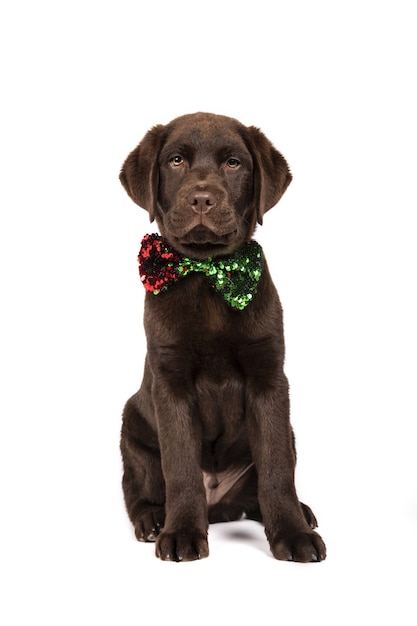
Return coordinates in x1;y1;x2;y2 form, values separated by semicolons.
138;234;263;310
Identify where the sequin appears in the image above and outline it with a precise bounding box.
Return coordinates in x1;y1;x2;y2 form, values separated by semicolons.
138;234;263;310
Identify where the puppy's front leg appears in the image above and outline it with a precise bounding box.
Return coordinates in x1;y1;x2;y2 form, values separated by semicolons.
247;379;326;563
154;389;209;562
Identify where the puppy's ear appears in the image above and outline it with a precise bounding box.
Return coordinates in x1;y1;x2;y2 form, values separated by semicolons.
246;126;292;225
119;124;165;222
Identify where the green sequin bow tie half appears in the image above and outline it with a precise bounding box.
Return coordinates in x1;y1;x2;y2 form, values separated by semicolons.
138;233;263;310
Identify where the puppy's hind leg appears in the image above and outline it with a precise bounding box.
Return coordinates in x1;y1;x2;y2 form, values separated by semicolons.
120;395;165;542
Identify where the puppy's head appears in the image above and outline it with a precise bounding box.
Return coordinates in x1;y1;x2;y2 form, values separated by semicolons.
120;112;291;258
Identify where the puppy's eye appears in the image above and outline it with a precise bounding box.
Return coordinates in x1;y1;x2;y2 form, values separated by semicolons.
226;158;241;169
169;155;184;167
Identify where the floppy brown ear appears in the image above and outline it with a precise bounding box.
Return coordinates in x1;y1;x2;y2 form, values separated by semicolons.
246;126;292;225
119;124;165;222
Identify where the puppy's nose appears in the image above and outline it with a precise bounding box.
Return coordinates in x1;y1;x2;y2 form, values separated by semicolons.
188;191;216;214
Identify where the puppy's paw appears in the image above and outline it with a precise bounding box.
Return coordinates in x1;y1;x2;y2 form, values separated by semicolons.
155;530;209;562
300;502;318;529
271;530;326;563
134;507;165;542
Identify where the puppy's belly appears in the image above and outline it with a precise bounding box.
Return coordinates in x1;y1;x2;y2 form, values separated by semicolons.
203;464;254;506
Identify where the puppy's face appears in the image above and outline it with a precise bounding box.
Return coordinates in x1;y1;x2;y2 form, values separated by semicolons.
157;115;255;258
120;112;292;259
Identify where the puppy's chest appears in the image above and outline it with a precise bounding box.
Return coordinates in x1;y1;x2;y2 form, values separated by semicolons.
192;342;246;442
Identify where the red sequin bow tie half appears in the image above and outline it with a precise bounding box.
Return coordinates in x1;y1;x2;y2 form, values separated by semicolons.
138;234;263;310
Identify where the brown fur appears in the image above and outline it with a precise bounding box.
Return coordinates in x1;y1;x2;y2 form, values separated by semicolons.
119;112;326;562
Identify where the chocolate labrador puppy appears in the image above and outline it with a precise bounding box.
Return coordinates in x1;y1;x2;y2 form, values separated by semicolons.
119;112;326;562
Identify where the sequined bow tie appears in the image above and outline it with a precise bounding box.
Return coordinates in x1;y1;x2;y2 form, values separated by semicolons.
138;233;263;310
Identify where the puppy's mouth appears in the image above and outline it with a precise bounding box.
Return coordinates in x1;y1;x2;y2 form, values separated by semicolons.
174;226;239;258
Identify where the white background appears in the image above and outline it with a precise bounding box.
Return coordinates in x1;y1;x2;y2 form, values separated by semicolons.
1;1;416;624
